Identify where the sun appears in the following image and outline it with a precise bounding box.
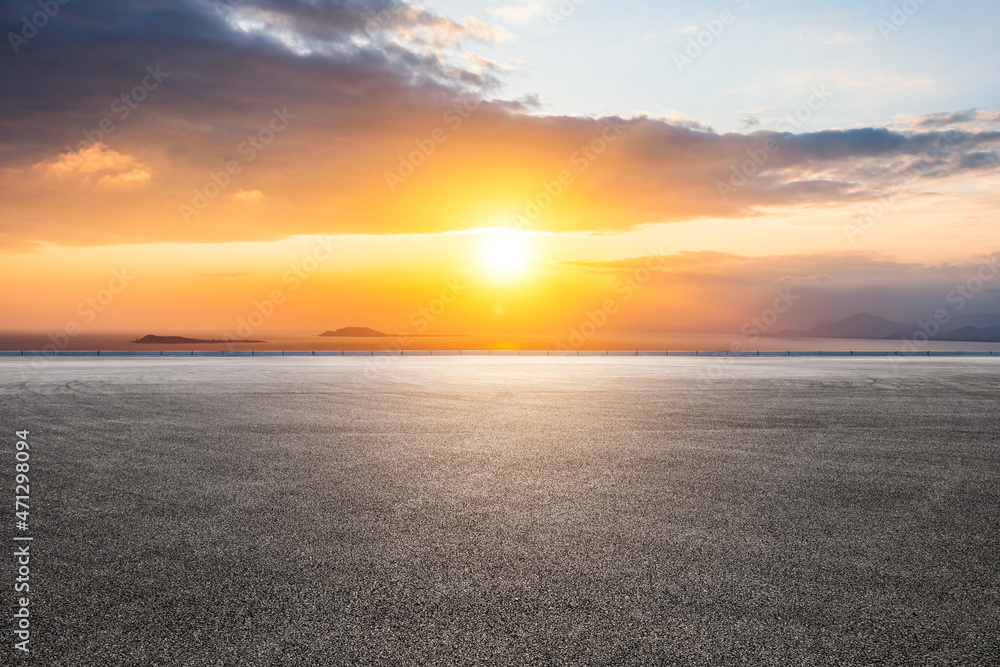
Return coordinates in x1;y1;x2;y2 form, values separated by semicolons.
480;228;530;278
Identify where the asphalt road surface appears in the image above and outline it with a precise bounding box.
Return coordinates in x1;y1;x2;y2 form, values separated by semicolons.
1;358;998;665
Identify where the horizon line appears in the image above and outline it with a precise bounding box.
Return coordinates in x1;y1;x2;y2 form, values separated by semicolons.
2;350;999;358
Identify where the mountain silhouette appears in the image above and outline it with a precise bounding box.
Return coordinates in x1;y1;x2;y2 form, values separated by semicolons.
776;312;1000;342
941;325;1000;342
777;312;916;339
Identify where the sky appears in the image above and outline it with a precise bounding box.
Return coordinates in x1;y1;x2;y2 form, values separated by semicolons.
2;0;1000;341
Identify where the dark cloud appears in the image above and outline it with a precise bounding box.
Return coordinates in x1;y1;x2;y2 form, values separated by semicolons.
0;0;499;159
958;151;1000;170
916;110;980;128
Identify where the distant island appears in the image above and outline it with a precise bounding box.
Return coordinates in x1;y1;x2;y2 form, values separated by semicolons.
773;312;1000;343
132;335;265;344
319;326;469;338
320;327;393;337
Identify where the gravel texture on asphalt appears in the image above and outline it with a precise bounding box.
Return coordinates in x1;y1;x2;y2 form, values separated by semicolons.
1;358;998;665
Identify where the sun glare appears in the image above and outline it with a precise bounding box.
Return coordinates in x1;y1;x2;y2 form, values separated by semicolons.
480;229;530;278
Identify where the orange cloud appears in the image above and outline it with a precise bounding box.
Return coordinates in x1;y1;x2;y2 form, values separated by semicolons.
232;189;267;204
32;143;150;187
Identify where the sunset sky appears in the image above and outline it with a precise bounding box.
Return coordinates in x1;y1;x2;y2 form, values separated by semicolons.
2;0;1000;338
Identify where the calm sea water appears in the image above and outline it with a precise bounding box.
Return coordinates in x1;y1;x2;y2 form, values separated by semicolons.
1;331;996;352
